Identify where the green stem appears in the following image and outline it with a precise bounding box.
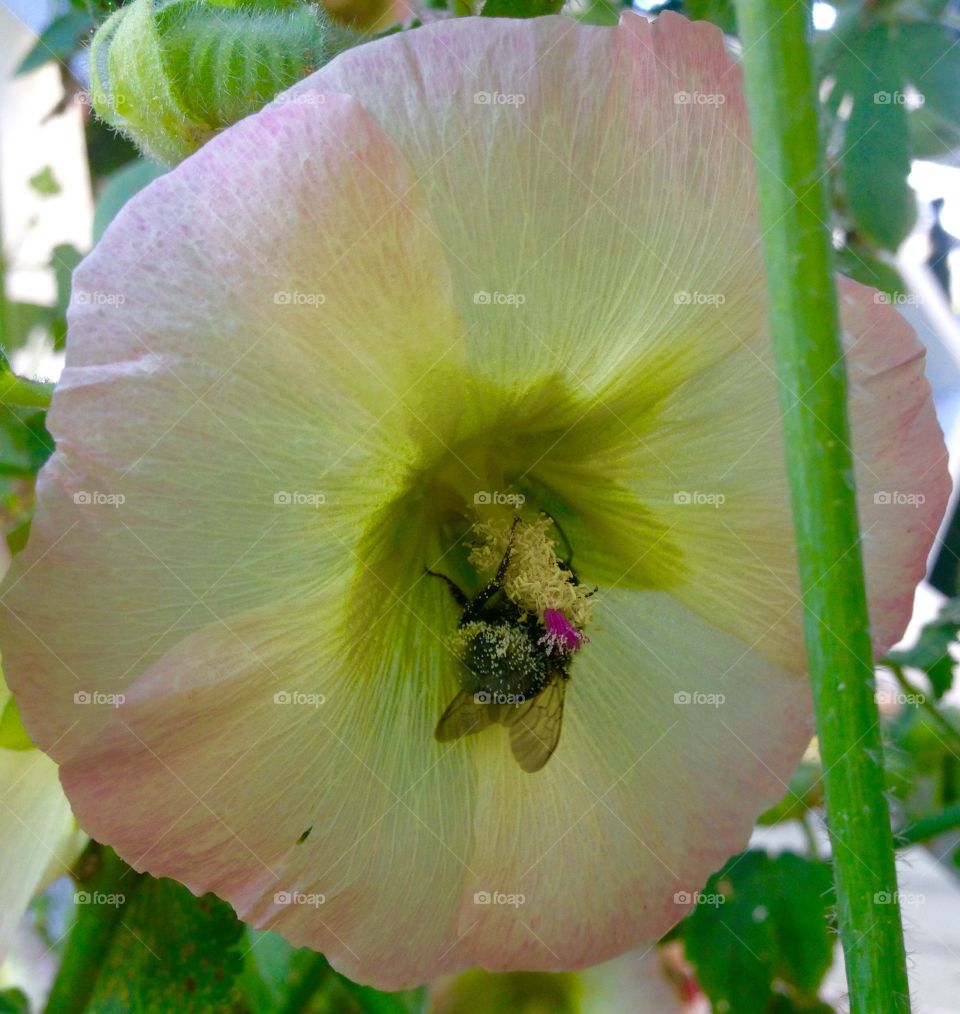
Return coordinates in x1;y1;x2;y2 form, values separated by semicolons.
731;1;911;1011
801;812;821;860
45;844;144;1013
896;803;960;845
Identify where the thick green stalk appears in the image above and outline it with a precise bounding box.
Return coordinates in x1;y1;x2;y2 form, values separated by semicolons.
731;1;911;1011
45;844;144;1013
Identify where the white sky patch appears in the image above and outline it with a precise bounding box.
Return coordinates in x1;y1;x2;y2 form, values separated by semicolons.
910;161;960;239
812;2;837;31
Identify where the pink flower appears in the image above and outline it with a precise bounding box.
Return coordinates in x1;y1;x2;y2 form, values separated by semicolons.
0;11;948;990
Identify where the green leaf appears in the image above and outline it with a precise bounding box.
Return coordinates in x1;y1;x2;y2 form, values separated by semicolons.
0;990;30;1014
886;600;960;699
88;877;245;1012
1;301;50;355
241;928;426;1013
480;0;564;17
898;22;960;128
684;0;737;34
0;406;54;478
909;103;960;162
50;243;84;351
898;22;960;162
15;9;92;75
684;851;835;1014
571;0;622;25
93;159;166;242
833;243;907;297
28;165;62;197
829;23;915;250
0;695;34;751
757;760;824;825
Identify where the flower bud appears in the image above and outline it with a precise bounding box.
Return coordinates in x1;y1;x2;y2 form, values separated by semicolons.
89;0;334;164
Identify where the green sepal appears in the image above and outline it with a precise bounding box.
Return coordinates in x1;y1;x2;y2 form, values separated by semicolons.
89;0;333;165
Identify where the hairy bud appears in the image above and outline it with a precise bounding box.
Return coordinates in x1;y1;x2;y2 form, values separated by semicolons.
89;0;337;164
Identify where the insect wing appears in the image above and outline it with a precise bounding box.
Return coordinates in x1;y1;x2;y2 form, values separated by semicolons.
503;677;566;773
435;689;502;742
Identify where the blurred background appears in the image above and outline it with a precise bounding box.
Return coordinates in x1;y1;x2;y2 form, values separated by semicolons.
2;0;960;1010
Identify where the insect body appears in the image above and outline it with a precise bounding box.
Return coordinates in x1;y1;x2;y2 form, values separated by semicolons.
428;518;588;772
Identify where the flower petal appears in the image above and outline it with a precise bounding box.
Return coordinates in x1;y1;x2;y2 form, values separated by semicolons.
1;90;464;750
51;575;807;987
0;747;76;961
295;13;948;665
440;589;811;973
297;12;762;398
590;276;951;672
838;276;952;654
55;577;477;989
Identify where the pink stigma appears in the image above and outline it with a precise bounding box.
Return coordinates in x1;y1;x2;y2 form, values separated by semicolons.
541;609;587;653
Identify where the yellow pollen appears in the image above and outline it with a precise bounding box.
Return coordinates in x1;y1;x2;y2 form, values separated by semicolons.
469;517;593;627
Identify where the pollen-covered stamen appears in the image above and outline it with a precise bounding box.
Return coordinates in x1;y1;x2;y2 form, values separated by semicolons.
539;608;588;656
469;516;594;629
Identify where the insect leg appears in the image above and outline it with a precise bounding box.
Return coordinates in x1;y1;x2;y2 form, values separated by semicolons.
424;569;469;609
463;516;521;621
542;511;576;574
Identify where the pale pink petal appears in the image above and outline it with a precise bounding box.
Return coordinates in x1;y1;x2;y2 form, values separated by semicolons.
55;582;475;989
1;91;463;751
292;12;948;665
296;12;762;397
839;276;951;653
0;747;77;961
440;590;811;973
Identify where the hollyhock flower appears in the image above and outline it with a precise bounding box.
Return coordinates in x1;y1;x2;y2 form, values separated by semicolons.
0;10;948;990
